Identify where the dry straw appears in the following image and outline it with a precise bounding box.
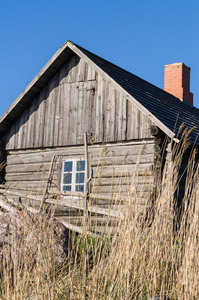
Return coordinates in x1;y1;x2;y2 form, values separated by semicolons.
0;130;199;299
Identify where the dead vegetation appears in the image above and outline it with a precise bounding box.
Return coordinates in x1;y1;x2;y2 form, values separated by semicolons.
0;132;199;299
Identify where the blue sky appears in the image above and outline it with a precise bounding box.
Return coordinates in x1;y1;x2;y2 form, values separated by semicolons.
0;0;199;117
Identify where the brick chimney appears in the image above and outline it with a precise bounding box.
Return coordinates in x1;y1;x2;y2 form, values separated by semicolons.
164;63;193;105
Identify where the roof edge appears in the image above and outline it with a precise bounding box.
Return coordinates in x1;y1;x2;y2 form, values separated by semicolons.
68;43;176;140
0;40;73;125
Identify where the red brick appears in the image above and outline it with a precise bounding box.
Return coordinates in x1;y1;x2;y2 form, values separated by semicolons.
164;63;193;105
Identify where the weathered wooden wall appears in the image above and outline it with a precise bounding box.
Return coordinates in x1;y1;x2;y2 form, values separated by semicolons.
3;54;153;150
5;140;154;213
0;141;6;184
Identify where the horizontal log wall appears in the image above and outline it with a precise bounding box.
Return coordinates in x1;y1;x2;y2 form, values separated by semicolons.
3;140;154;231
5;138;154;200
4;54;153;150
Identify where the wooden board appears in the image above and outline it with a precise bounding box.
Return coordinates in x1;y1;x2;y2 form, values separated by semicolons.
4;55;154;150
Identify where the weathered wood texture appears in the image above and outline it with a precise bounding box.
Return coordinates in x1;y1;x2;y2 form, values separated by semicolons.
3;54;153;150
5;139;154;201
0;142;6;184
3;140;154;232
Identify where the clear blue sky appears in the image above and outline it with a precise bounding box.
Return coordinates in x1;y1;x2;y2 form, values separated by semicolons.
0;0;199;117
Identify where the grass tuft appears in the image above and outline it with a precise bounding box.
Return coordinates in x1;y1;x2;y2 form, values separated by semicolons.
0;134;199;299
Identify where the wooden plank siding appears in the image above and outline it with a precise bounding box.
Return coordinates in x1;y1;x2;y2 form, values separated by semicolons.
3;54;153;150
3;140;155;225
5;140;155;201
1;52;156;228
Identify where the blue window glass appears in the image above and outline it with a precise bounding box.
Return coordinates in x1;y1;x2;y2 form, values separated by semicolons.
76;160;85;171
64;161;73;172
62;159;85;193
76;172;85;184
75;185;84;192
63;173;72;185
63;185;72;191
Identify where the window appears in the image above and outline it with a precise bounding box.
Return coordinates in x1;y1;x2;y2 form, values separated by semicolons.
61;159;85;193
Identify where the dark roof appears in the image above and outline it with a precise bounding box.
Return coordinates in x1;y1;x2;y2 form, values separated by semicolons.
75;43;199;145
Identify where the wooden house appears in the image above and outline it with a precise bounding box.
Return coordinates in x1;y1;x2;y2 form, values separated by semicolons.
0;41;197;231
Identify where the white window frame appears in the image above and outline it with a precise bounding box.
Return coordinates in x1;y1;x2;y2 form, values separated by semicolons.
61;158;85;193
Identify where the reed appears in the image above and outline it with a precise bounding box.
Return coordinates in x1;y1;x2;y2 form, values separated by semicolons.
0;133;199;299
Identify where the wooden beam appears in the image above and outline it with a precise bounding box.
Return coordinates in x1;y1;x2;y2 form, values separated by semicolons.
0;196;17;212
58;218;97;237
0;188;124;219
83;132;89;235
0;193;97;236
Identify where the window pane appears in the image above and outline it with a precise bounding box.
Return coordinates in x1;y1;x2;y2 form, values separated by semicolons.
64;161;73;172
63;173;72;185
63;185;72;191
76;172;85;184
76;160;85;171
75;185;84;192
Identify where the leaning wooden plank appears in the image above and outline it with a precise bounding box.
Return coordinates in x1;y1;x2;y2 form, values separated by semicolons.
0;189;124;219
0;186;85;199
0;185;148;203
0;190;97;236
58;218;97;237
0;195;96;236
40;155;58;211
0;189;43;203
60;201;124;219
0;185;150;206
0;192;95;236
0;196;17;212
0;189;84;205
3;196;39;213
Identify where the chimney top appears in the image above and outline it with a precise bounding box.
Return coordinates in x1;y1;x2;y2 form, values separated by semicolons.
164;62;193;106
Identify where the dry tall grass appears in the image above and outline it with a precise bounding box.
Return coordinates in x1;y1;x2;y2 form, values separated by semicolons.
0;132;199;299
